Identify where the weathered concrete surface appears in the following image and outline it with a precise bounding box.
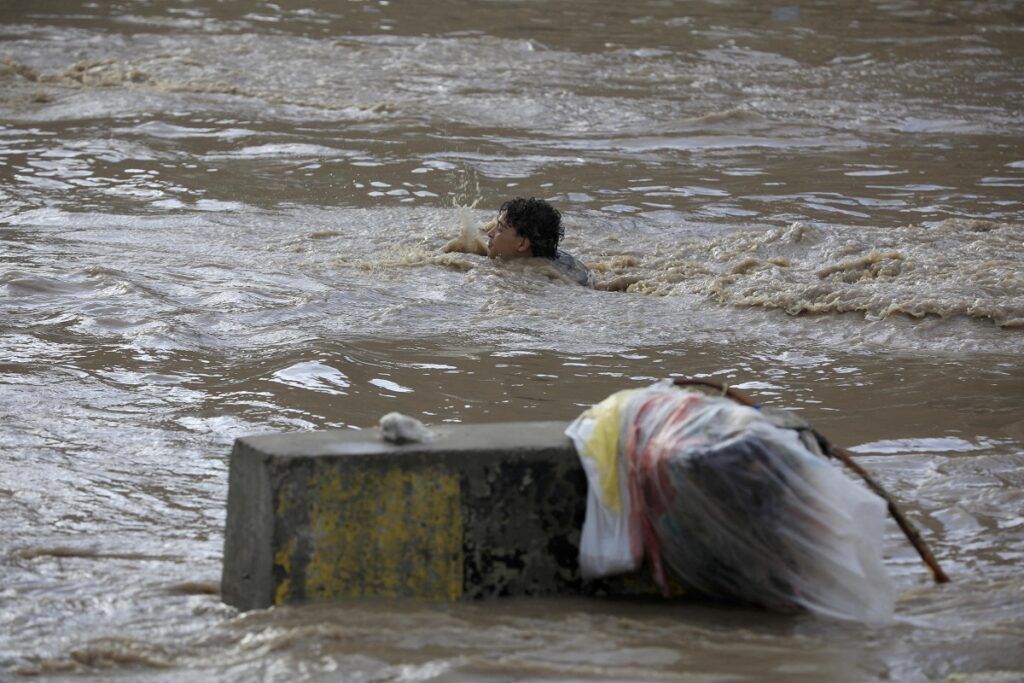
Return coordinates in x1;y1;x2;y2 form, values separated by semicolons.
222;421;653;611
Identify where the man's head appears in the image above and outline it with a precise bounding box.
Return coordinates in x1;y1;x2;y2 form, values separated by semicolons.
486;197;563;260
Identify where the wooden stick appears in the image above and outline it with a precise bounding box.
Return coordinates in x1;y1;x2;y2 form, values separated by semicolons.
826;443;951;583
671;378;759;407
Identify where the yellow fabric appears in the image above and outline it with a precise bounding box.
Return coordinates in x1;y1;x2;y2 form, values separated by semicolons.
582;389;640;513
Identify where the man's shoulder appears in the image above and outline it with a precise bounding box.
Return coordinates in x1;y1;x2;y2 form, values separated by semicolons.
553;250;594;287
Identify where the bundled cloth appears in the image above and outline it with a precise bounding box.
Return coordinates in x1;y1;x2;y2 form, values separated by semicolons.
565;382;895;623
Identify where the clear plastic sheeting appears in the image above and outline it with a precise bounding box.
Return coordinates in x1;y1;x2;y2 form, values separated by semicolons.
566;382;895;623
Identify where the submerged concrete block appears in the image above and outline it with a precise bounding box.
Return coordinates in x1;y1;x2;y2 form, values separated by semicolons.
222;421;647;611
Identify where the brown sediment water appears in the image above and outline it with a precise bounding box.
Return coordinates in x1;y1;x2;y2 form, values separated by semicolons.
1;1;1023;681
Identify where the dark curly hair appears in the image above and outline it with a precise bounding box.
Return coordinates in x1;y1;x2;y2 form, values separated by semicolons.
498;197;563;259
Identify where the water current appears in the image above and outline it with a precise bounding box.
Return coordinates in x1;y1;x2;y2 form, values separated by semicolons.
2;1;1023;681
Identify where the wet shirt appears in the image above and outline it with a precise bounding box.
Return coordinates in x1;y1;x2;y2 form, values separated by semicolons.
552;250;594;287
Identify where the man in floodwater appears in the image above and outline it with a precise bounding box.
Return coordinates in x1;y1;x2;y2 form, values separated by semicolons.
486;197;594;287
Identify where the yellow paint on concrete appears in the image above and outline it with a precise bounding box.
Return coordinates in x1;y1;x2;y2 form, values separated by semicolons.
302;463;463;601
273;537;295;606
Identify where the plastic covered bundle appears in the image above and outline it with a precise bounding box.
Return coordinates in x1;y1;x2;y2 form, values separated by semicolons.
566;382;895;623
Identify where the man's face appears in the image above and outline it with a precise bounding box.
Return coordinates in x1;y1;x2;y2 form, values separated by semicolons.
486;214;531;259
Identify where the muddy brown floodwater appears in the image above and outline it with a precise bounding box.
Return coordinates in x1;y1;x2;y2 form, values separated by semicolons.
1;1;1023;681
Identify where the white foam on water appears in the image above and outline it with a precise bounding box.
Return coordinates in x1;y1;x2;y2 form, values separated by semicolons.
270;360;351;395
850;437;991;455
